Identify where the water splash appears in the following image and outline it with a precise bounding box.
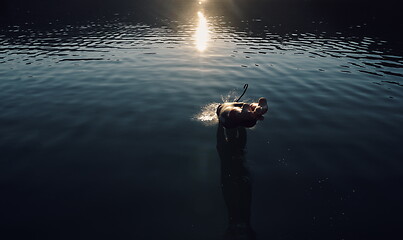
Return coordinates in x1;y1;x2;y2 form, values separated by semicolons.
194;102;220;126
221;90;239;103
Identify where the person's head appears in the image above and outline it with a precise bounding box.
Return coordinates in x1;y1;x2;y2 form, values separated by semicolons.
252;98;267;115
258;97;267;106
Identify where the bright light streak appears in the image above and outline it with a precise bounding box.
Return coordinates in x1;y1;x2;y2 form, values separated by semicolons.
195;11;209;52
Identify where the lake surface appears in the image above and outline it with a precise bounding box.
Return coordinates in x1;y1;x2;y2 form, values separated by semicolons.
1;1;402;239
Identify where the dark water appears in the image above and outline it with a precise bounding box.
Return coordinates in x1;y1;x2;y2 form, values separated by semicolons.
1;1;402;239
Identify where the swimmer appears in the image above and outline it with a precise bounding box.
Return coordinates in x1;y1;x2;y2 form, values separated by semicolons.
216;97;268;128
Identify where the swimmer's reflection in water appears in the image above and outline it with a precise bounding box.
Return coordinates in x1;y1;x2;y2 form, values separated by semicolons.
216;123;256;240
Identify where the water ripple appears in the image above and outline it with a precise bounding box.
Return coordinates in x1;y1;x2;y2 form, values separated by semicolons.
0;13;402;176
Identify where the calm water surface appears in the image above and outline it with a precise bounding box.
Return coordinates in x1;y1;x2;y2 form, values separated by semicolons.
1;2;402;240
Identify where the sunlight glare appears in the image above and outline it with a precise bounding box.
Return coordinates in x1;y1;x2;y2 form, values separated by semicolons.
195;11;209;52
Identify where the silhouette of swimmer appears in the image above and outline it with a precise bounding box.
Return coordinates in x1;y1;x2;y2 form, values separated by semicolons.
217;123;256;240
216;98;268;128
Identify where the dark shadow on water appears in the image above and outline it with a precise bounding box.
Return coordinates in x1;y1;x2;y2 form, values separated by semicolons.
217;123;256;240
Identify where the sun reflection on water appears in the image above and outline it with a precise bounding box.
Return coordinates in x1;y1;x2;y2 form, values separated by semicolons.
195;11;209;52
